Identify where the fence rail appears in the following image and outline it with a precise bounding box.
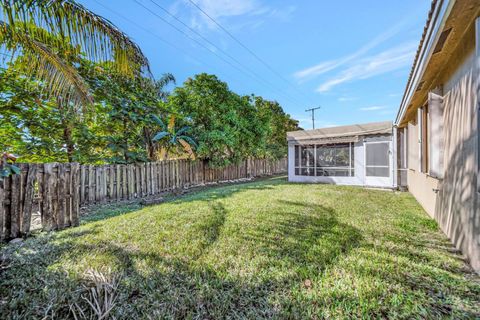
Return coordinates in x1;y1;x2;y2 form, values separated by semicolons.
0;158;286;240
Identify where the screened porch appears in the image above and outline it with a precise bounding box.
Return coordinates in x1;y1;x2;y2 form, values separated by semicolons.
287;121;395;188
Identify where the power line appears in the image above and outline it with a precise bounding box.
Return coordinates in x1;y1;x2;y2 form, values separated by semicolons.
92;0;218;72
133;0;273;95
91;0;275;94
145;0;309;107
187;0;317;105
133;0;306;107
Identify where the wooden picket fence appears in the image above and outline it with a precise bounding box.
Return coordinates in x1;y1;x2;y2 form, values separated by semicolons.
0;158;286;240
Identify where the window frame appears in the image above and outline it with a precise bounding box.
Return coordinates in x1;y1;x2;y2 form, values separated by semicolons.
418;105;430;174
364;141;391;178
294;142;355;177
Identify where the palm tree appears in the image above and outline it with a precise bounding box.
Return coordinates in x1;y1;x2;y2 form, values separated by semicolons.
0;0;149;109
143;73;176;160
155;73;176;102
151;115;197;160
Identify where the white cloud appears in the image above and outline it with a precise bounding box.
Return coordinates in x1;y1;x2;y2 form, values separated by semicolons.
193;0;262;20
175;0;295;31
338;97;357;102
359;105;387;111
316;42;416;92
293;18;409;82
294;59;343;81
268;5;296;21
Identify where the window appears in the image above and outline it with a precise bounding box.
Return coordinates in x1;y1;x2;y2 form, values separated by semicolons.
427;91;444;178
418;106;429;173
365;142;390;177
407;121;418;170
397;127;408;169
294;143;354;177
397;127;408;186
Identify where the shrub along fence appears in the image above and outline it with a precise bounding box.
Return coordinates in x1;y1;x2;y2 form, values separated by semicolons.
0;158;287;240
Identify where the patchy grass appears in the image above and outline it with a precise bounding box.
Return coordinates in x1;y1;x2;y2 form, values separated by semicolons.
1;176;479;319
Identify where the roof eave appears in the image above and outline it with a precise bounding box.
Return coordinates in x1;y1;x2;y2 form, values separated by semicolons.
395;0;456;126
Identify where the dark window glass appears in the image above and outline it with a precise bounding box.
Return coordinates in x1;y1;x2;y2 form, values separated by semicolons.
301;168;315;176
316;168;351;177
301;146;308;167
294;145;299;167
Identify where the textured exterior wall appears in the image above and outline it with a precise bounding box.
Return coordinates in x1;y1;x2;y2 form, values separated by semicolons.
406;170;440;218
406;51;480;271
436;53;479;271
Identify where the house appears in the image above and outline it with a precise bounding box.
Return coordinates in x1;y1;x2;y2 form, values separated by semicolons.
287;121;396;188
395;0;480;271
287;0;480;271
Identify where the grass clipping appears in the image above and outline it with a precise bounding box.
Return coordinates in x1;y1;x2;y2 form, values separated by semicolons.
70;268;121;320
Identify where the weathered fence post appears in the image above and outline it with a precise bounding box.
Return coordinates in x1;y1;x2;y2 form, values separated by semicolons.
1;157;287;241
21;164;37;234
70;163;80;226
0;176;4;240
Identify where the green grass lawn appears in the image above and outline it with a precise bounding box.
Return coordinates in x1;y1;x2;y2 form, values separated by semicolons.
1;177;479;319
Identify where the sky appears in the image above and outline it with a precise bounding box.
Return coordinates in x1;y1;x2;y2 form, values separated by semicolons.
78;0;431;129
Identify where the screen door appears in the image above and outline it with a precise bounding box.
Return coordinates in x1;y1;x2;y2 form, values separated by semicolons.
365;141;392;187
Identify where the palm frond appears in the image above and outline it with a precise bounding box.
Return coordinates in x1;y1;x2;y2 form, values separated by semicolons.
0;20;91;108
1;0;150;75
156;73;175;88
177;135;197;149
152;131;169;142
156;73;175;100
178;138;195;160
150;114;166;130
175;126;190;137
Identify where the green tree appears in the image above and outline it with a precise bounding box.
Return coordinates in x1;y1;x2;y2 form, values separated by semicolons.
141;73;176;160
79;61;167;164
0;60;168;164
168;73;286;166
254;97;300;159
0;66;68;162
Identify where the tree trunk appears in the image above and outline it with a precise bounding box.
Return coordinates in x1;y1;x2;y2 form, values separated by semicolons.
143;127;157;161
63;125;74;162
58;99;75;162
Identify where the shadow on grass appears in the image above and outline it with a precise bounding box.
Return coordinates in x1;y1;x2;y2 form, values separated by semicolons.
81;203;143;224
168;175;285;204
1;190;479;319
79;176;286;225
239;200;364;276
0;195;363;319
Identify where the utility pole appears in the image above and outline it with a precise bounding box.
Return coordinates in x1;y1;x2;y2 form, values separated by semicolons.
305;106;321;129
